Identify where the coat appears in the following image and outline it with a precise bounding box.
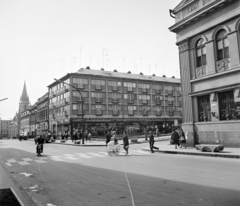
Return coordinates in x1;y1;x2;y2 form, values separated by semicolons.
123;135;129;146
149;134;155;144
171;131;180;144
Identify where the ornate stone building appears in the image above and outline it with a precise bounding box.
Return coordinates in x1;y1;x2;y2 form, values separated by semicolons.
169;0;240;147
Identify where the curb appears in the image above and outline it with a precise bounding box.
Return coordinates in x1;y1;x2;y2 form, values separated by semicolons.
141;148;240;159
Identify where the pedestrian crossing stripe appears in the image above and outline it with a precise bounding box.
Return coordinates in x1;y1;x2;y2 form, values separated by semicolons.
5;150;151;166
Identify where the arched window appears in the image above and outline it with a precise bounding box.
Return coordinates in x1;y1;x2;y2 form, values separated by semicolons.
196;38;206;67
216;29;229;61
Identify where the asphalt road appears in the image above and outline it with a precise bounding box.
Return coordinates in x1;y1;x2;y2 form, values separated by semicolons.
0;140;240;206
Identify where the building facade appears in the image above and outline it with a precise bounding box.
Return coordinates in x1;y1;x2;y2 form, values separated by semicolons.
36;93;49;136
19;110;30;136
29;104;37;138
8;113;18;138
18;81;30;137
48;69;182;138
0;118;11;138
169;0;240;147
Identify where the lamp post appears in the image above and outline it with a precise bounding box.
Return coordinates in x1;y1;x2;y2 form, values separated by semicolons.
54;78;85;144
0;98;8;102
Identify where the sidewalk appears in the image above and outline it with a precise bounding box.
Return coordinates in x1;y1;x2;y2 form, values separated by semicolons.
49;136;240;159
142;139;240;159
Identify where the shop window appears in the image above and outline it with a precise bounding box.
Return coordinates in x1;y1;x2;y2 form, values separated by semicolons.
219;91;238;120
197;95;211;122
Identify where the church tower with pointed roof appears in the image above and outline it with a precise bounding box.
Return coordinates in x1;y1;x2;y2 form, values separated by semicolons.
19;81;30;114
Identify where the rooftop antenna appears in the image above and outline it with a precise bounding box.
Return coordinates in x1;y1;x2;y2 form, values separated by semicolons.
88;55;92;68
60;58;64;76
78;44;82;68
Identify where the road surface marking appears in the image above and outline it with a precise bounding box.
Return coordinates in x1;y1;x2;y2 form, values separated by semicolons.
63;157;79;160
7;159;17;163
62;154;76;157
36;157;48;159
34;160;47;163
50;158;65;161
87;152;106;157
18;161;30;165
6;162;12;166
22;158;33;161
75;153;93;158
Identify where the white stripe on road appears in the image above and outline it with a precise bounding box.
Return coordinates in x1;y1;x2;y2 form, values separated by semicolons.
63;157;79;160
87;152;106;157
62;154;76;157
18;161;30;165
22;158;33;161
34;160;47;163
6;162;12;166
7;159;17;163
75;153;93;158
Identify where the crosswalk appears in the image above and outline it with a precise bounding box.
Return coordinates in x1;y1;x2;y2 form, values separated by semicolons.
5;150;151;167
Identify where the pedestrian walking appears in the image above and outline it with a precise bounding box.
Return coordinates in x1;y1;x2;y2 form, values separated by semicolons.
149;131;159;153
111;131;118;145
123;131;129;155
84;130;88;142
178;126;187;148
171;127;180;149
105;131;111;146
88;132;92;142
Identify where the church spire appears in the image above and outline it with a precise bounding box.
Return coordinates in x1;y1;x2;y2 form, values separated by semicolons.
20;81;29;103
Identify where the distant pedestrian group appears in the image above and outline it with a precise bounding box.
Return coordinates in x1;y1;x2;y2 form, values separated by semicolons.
171;126;187;149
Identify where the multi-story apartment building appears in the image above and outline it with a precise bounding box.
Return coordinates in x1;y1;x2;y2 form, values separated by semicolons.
169;0;240;147
36;93;49;135
29;103;37;137
8;113;18;138
19;110;30;136
0;118;11;138
48;68;182;138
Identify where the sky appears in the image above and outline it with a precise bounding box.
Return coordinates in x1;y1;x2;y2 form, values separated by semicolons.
0;0;180;120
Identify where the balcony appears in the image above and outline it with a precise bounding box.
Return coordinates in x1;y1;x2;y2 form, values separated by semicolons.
142;100;148;105
156;111;162;116
156;100;161;105
77;110;84;116
128;112;134;116
196;65;207;78
127;87;133;92
96;98;102;103
95;85;102;90
112;86;118;91
142;88;147;93
142;111;148;116
112;111;119;116
156;89;162;94
169;112;174;116
112;99;119;104
168;90;173;95
168;101;173;105
216;58;229;73
65;98;69;104
96;110;103;116
128;100;134;104
65;111;69;116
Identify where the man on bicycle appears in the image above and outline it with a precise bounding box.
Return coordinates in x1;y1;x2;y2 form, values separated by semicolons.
36;135;44;154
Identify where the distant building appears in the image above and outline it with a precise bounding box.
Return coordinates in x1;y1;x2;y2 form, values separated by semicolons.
169;0;240;147
0;118;11;138
29;103;37;137
8;113;18;138
36;93;49;136
48;68;182;138
18;81;30;137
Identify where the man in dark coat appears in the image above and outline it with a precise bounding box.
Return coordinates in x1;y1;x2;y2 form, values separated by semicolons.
149;131;159;153
105;131;111;146
123;131;129;155
171;127;180;149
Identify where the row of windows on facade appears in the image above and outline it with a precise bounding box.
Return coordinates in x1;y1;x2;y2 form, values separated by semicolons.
49;91;182;103
197;90;240;122
196;29;229;68
49;105;182;115
50;79;181;92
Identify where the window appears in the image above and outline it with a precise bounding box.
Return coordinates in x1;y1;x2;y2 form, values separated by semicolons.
197;95;211;122
127;106;137;115
108;81;121;87
124;94;135;103
139;83;149;89
219;91;238;120
216;30;229;61
196;39;206;67
73;78;88;88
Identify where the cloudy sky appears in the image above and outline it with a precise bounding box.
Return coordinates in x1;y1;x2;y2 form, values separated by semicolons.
0;0;180;119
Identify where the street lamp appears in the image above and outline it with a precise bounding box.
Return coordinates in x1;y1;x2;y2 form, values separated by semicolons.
54;78;85;144
0;98;8;102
